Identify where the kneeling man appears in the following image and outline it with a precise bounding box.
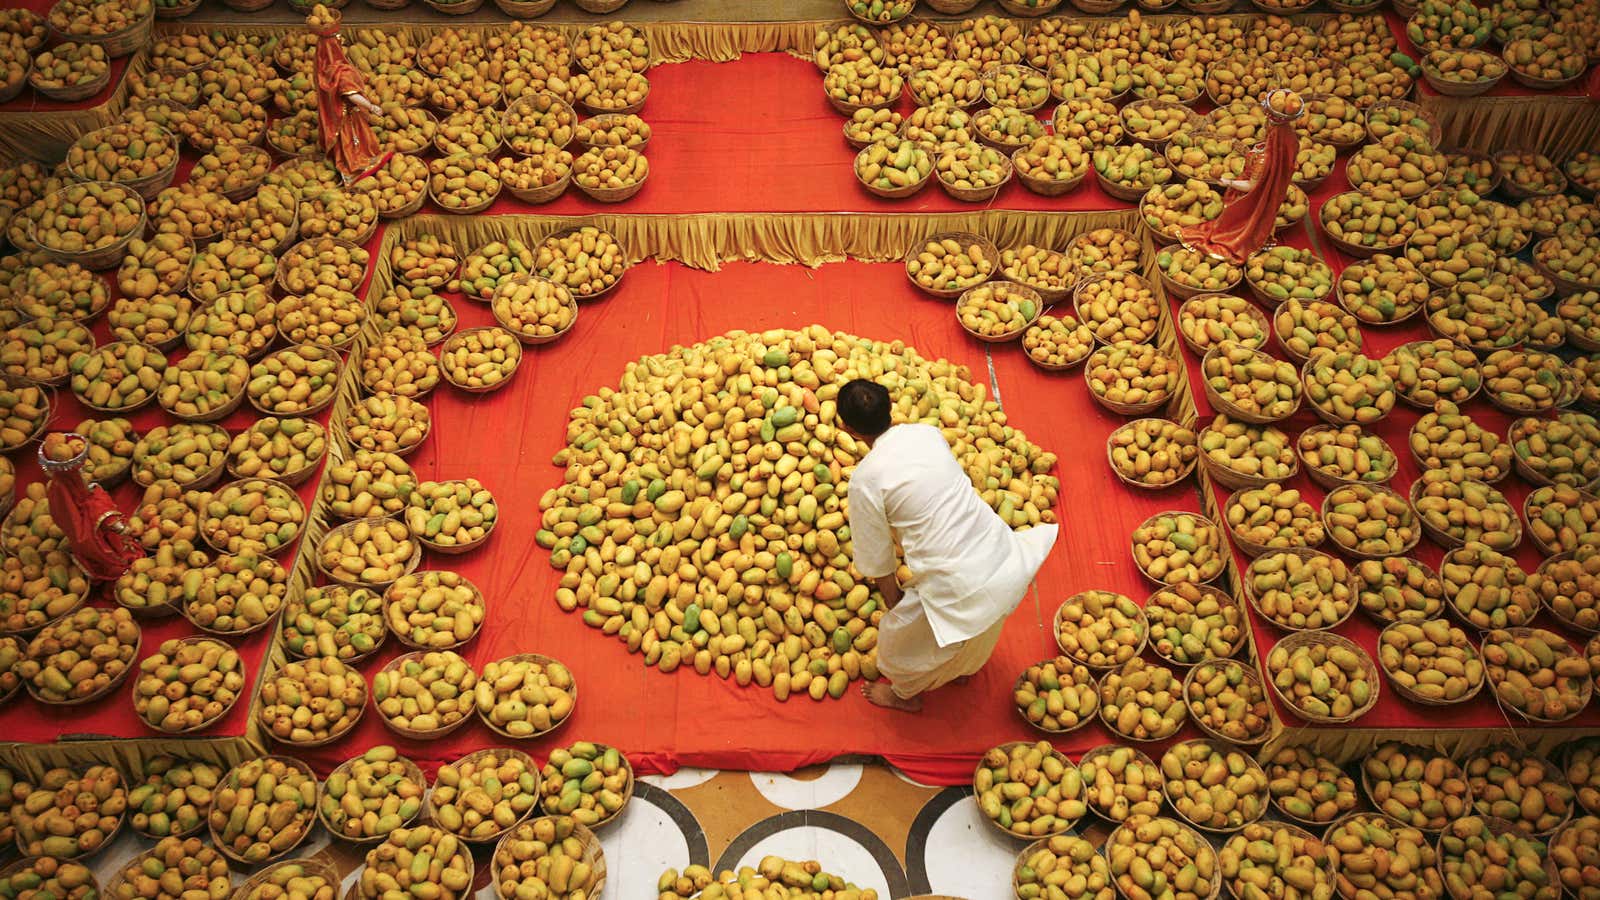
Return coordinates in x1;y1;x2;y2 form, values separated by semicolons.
837;379;1058;712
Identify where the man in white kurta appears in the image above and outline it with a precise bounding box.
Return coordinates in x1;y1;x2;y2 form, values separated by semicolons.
838;380;1058;712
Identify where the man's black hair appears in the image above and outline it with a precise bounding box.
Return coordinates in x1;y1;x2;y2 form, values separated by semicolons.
838;379;892;436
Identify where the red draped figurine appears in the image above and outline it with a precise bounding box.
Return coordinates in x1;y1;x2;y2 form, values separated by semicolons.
309;4;390;183
1179;88;1304;266
38;433;141;581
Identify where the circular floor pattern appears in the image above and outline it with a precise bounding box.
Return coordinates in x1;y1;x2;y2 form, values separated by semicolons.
749;764;863;810
715;809;911;899
904;787;1022;898
595;781;712;898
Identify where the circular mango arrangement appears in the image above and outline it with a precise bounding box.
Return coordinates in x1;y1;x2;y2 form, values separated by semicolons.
540;327;1055;699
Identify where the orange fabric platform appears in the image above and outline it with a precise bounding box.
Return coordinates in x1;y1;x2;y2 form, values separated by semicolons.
288;259;1210;784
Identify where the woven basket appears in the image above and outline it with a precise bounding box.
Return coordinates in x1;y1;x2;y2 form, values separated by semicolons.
1321;484;1420;561
997;0;1060;13
1131;510;1223;588
1199;344;1302;424
1012;161;1085;198
317;517;421;592
415;492;497;556
200;478;305;558
937;155;1013;203
1139;194;1186;246
1318;195;1406;259
1122;100;1199;151
29;63;109;103
67;128;180;202
0;859;98;897
1355;745;1468;832
1266;631;1381;725
365;0;411;9
1105;817;1223;900
1144;583;1246;667
493;274;580;345
1159;265;1239;302
1096;171;1154;203
1507;65;1582;92
1225;489;1326;559
957;282;1040;344
0;57;30;105
493;819;607;899
575;114;649;154
227;438;326;488
25;628;139;707
1495;152;1569;200
1364;99;1441;147
1463;746;1576;838
425;748;541;844
579;81;648;117
1053;595;1147;672
1533;240;1600;298
235;859;340;900
246;345;341;419
1105;418;1199;491
1296;424;1396;490
223;0;273;10
1421;61;1502;97
575;0;628;10
210;757;316;866
31;185;142;274
1435;815;1564;899
0;385;49;456
1483;627;1591;724
1409;477;1521;552
903;231;998;299
1161;739;1271;832
1184;659;1267;743
440;327;522;398
385;573;486;651
1244;547;1359;632
539;747;629;827
430;178;501;215
494;0;556;15
1537;551;1600;636
49;4;151;57
1075;744;1161;822
1086;357;1171;417
1012;659;1099;735
1071;0;1124;9
924;0;977;10
1299;355;1392;427
475;654;574;739
258;671;367;750
973;742;1080;839
1180;0;1230;10
371;651;478;739
155;0;201;17
317;750;427;844
1375;620;1486;708
424;0;485;14
575;170;646;203
1178;295;1269;357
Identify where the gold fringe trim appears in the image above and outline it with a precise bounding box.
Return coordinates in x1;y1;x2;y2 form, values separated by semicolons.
1421;93;1600;161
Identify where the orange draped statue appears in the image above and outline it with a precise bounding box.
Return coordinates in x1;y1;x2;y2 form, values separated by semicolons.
309;4;390;183
38;434;142;581
1179;89;1304;266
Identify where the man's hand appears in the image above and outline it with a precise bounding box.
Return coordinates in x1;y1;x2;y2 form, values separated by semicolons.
874;575;903;610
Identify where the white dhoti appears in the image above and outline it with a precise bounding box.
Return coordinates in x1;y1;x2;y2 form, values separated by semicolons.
873;521;1058;699
876;593;1011;698
846;424;1061;701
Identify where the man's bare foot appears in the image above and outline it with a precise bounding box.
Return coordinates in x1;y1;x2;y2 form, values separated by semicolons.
861;682;922;712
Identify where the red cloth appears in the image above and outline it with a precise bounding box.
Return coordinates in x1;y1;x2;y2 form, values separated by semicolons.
314;28;385;182
1589;63;1600;102
43;459;141;581
1179;112;1299;264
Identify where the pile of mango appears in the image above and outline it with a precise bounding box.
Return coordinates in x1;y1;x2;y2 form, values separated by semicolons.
540;327;1056;698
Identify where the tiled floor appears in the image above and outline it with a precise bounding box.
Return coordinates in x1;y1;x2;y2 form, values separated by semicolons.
75;762;1041;899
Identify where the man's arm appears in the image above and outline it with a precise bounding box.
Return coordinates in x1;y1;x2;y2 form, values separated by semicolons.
846;477;900;603
872;574;903;610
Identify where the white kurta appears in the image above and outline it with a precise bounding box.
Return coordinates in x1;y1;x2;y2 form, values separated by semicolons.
848;424;1058;696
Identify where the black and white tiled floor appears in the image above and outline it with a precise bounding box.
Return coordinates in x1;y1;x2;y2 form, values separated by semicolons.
73;762;1025;900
